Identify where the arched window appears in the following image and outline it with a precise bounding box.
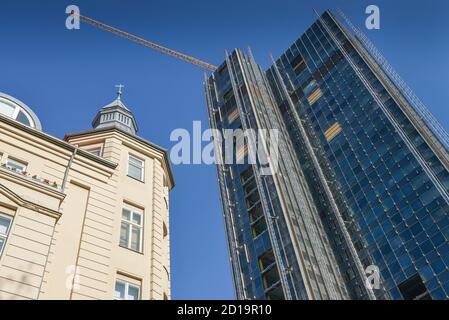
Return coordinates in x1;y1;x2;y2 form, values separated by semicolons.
0;93;42;130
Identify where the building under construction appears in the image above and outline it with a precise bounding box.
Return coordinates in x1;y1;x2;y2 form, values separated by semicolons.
205;10;449;300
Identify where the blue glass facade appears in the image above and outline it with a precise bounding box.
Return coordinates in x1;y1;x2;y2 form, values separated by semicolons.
205;10;449;300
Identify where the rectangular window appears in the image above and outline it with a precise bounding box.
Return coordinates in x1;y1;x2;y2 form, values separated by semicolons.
324;122;342;142
223;89;233;103
258;249;284;300
262;264;281;290
303;79;318;96
240;167;254;185
398;274;431;300
236;144;248;163
291;55;307;75
265;285;285;300
303;80;323;105
114;278;141;300
86;146;102;157
227;108;239;123
307;88;323;105
251;218;267;238
258;249;276;273
120;206;143;252
6;158;27;173
128;154;144;181
0;213;12;257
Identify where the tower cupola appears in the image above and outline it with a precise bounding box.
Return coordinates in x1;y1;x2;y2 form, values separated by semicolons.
92;85;138;135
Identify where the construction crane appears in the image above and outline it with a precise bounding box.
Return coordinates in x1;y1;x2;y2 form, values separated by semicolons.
69;11;217;72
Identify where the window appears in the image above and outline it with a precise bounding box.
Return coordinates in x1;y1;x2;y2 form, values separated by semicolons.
398;274;431;300
120;206;143;252
324;122;342;142
115;279;141;300
303;79;318;96
0;94;38;128
6;158;27;173
0;213;12;257
249;203;264;224
265;285;285;300
307;88;323;105
240;167;254;185
227;108;239;123
85;146;102;157
251;218;267;238
291;55;307;75
262;265;281;290
236;144;248;163
128;154;144;181
258;249;276;272
0;101;15;117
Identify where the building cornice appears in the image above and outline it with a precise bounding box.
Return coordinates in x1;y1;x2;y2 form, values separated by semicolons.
0;114;118;170
0;167;66;202
64;127;175;189
0;183;62;220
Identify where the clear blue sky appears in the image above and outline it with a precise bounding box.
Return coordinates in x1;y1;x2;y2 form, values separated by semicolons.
1;0;448;299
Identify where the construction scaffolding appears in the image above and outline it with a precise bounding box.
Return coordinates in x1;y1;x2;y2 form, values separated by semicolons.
224;50;294;300
204;77;246;300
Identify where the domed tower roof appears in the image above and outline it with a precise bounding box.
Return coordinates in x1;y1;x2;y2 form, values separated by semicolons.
91;85;138;135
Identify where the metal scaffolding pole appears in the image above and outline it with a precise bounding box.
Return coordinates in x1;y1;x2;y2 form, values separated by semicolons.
204;77;246;299
225;50;293;300
244;51;342;300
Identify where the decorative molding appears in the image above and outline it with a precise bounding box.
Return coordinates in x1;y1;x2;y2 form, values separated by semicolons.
0;114;117;170
0;183;62;220
0;166;65;202
64;127;175;189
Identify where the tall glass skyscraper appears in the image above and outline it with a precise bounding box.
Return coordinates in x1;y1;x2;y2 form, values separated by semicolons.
205;10;449;300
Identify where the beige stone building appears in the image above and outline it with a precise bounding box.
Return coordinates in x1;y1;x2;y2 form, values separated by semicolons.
0;91;174;300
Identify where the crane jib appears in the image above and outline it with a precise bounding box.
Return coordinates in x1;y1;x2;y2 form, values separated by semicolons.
70;12;217;72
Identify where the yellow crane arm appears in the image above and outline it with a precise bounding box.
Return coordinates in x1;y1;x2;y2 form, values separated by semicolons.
72;13;217;72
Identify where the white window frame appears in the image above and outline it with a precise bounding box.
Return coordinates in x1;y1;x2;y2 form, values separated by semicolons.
6;158;27;173
85;146;103;157
114;279;141;300
120;206;143;253
0;213;13;257
127;154;145;182
0;99;35;128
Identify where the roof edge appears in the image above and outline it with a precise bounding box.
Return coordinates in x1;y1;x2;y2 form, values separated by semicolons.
0;114;117;170
64;127;175;189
